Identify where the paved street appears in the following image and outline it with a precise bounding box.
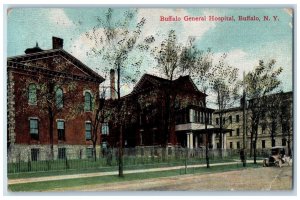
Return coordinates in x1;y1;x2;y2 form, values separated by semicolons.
48;165;292;192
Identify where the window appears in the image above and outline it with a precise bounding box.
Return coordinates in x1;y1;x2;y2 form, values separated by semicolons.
261;124;266;134
237;141;240;149
85;122;92;140
101;123;109;135
230;142;233;149
236;115;240;123
229;131;232;137
57;120;65;140
282;138;287;146
58;148;66;159
209;113;212;125
29;119;39;140
216;118;219;125
189;109;194;123
56;87;63;108
262;140;266;149
28;83;37;105
229;116;232;124
31;148;39;161
84;91;92;111
236;128;240;136
86;148;94;158
200;112;204;123
195;111;198;122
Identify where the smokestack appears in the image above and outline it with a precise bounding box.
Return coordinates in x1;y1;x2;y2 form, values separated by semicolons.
52;37;63;49
110;69;116;99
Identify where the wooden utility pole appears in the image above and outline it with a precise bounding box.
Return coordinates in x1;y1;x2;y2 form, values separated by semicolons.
242;71;247;167
117;64;124;177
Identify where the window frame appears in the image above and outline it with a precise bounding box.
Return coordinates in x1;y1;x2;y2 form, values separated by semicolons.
55;87;64;109
29;118;39;140
229;116;232;124
57;120;65;141
236;115;240;123
28;83;37;105
101;122;109;135
58;147;66;159
85;122;92;140
31;148;39;161
262;140;266;149
84;91;93;112
236;128;240;136
237;141;240;149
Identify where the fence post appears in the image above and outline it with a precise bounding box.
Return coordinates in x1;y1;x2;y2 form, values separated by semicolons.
27;155;31;172
65;156;69;170
17;154;21;173
185;148;188;174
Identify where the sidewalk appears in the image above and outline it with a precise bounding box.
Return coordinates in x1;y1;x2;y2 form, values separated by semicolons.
8;160;261;185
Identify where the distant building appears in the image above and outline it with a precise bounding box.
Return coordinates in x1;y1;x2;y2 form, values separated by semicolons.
213;91;293;153
7;37;105;162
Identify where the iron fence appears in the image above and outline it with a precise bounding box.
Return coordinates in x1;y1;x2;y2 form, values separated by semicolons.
7;147;266;174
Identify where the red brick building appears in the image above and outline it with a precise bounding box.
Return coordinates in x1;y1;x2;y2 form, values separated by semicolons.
7;37;105;162
105;73;216;149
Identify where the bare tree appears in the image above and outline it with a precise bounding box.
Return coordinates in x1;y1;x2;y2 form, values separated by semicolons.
210;54;239;155
245;59;282;164
84;88;108;161
153;31;213;167
84;8;154;177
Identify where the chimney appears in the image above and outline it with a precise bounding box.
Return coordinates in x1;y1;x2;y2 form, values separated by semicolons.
52;37;63;49
110;69;116;99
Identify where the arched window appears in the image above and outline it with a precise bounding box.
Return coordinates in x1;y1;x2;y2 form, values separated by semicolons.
28;83;37;105
84;91;92;111
56;87;63;108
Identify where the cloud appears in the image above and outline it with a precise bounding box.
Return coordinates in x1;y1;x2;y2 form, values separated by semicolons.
48;9;74;27
213;49;258;75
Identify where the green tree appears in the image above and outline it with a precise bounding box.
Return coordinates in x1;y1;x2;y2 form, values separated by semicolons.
245;59;282;164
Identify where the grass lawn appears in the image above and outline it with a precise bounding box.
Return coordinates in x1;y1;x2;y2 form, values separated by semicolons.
8;158;238;179
8;163;260;192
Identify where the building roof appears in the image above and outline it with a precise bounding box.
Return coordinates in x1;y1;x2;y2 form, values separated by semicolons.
7;48;105;83
214;91;293;114
129;73;207;97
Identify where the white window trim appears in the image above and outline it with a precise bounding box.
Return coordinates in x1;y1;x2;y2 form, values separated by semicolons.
83;90;93;112
28;117;40;121
83;90;93;97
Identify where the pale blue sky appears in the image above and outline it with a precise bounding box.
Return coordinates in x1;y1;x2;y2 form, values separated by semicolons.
7;7;293;97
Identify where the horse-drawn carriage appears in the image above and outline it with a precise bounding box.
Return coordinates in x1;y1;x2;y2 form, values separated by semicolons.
263;146;291;167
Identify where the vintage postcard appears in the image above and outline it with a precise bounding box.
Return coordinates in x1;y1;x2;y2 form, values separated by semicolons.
6;6;294;193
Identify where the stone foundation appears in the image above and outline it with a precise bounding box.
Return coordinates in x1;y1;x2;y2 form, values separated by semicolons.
8;144;102;163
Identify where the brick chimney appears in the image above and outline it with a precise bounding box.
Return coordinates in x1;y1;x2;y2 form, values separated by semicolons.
52;37;63;49
110;69;116;99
